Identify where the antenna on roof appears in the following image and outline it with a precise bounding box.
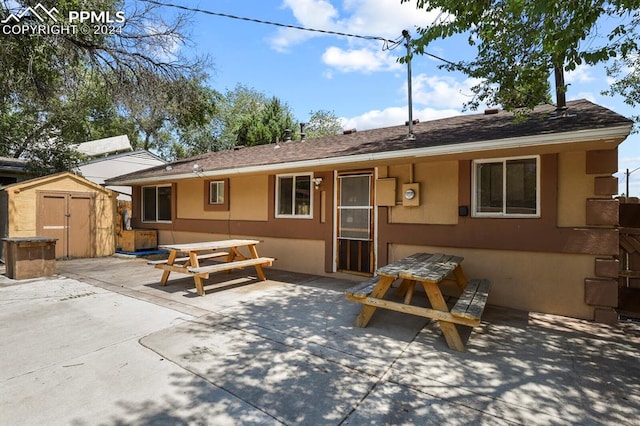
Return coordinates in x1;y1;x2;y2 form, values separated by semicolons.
403;29;416;141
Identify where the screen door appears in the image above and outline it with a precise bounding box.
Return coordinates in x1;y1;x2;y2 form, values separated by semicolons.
337;172;374;275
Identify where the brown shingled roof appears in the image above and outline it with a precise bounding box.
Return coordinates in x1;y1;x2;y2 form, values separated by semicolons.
108;99;632;185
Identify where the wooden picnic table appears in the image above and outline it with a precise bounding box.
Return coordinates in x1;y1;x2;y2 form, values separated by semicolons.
345;253;491;352
153;239;274;296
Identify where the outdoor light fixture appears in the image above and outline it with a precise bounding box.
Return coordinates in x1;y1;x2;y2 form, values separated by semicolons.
313;177;323;189
192;164;204;175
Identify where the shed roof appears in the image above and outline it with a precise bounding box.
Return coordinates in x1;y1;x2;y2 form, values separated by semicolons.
1;171;113;194
108;100;633;185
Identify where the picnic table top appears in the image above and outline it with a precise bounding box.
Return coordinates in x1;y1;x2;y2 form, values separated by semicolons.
377;252;464;282
158;239;261;252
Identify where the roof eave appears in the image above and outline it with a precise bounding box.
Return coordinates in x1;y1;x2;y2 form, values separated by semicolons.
110;124;632;186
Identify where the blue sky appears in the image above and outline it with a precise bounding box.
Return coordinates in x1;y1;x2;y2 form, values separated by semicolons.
6;0;639;193
163;0;640;194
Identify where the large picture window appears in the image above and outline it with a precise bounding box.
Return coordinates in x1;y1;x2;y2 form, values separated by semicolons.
473;156;539;217
276;173;312;218
142;185;172;222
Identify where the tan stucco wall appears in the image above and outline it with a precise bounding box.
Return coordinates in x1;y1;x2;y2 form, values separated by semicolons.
389;244;595;320
386;161;458;225
157;230;326;276
557;151;596;227
177;176;268;221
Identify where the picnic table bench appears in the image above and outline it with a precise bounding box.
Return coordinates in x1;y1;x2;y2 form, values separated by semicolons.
345;253;491;352
154;239;274;296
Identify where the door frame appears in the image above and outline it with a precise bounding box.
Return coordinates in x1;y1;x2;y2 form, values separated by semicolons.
333;169;377;275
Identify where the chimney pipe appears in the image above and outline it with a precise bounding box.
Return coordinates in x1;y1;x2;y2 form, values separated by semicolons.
284;128;292;141
554;65;567;114
300;123;306;141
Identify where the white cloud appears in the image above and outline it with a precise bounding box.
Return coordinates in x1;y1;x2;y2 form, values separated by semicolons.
269;0;340;52
341;105;460;131
565;64;595;84
411;74;482;109
338;0;444;40
322;46;401;73
271;0;447;73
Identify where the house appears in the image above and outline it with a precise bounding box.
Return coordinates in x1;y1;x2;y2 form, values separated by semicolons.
74;134;133;158
77;150;166;201
0;156;28;186
0;172;116;259
107;99;632;322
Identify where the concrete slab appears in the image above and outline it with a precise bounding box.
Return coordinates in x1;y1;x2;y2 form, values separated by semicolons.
141;316;378;425
0;276;276;425
1;257;639;425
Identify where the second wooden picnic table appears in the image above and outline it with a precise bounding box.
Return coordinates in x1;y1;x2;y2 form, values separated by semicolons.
153;239;274;296
345;253;491;352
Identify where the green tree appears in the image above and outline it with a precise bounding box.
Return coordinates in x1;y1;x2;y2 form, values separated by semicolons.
403;0;640;111
114;68;219;158
0;0;213;173
207;85;296;149
605;55;640;130
211;84;270;148
237;97;296;146
305;109;343;138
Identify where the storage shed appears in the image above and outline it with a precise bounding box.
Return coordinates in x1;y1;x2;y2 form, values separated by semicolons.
0;172;116;259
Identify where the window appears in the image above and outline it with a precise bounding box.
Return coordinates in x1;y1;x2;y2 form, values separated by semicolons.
472;156;539;217
204;179;229;211
142;185;172;222
209;181;225;205
276;173;312;218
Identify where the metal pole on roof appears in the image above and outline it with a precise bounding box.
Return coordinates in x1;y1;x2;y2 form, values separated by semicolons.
403;29;415;141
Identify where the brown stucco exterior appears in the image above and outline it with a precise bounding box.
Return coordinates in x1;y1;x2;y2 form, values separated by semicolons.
127;145;622;320
114;100;632;321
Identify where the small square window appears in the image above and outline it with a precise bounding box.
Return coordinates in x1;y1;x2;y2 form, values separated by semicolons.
204;179;229;211
209;181;225;205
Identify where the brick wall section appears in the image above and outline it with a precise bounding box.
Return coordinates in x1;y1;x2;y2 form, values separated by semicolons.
594;176;619;196
595;257;620;278
586;199;619;226
584;149;620;324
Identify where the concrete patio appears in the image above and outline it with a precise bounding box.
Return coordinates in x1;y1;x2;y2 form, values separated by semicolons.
1;255;639;425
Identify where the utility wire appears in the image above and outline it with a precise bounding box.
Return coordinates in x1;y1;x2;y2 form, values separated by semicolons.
139;0;457;65
141;0;395;44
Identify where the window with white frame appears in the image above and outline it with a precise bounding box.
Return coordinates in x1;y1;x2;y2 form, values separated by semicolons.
275;173;312;218
472;156;539;217
209;181;225;205
142;185;172;222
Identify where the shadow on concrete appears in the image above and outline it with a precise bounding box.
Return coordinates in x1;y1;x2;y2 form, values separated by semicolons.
53;256;640;425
